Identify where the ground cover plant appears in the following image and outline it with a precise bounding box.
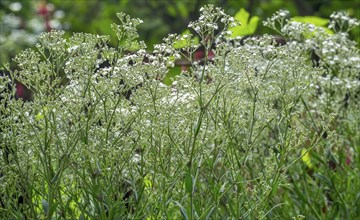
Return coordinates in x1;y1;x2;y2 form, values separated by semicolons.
1;5;359;220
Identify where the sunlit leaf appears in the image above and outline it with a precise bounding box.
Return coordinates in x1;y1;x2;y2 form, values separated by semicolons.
292;16;334;34
301;148;313;169
229;8;259;37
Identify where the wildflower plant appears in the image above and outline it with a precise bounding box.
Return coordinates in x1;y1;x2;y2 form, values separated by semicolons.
1;5;359;219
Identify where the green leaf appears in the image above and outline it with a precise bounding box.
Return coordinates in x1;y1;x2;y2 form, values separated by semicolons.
163;66;181;85
292;16;328;27
229;8;259;37
173;201;189;220
292;16;334;34
184;172;193;195
197;205;216;220
177;2;189;18
49;203;59;218
301;148;314;169
167;5;176;17
167;2;188;18
205;207;216;220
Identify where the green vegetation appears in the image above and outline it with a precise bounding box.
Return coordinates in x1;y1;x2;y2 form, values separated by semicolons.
1;4;360;220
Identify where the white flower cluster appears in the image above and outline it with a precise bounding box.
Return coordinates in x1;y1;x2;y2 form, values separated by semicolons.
188;5;239;46
263;10;290;31
318;34;360;70
281;21;323;42
263;9;360;112
329;11;360;32
37;30;66;52
111;12;146;52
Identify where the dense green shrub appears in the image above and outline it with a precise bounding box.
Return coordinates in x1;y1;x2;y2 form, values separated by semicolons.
1;5;359;219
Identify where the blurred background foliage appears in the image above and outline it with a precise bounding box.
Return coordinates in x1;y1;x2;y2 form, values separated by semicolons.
1;0;359;66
